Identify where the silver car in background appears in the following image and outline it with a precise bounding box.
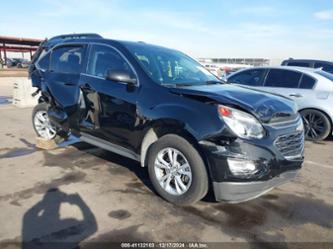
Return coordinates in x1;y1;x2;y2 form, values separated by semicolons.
227;66;333;141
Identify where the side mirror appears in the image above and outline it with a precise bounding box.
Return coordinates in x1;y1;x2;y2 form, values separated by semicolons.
106;70;137;85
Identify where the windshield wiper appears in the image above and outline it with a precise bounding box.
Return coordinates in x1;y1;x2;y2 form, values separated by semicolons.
162;81;225;87
161;83;195;87
205;80;225;85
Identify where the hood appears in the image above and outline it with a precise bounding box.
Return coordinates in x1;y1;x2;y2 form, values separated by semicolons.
170;84;298;123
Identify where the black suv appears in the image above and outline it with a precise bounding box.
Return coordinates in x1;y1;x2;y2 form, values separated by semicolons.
29;34;304;205
282;58;333;73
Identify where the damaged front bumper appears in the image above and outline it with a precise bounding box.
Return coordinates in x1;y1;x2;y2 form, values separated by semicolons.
199;121;304;203
213;170;298;203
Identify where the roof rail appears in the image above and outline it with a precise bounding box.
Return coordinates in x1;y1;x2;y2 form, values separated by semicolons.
42;33;103;49
49;33;102;41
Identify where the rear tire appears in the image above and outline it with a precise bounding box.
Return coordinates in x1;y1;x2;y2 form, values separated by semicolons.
300;109;331;141
32;103;69;143
147;134;209;205
32;103;57;140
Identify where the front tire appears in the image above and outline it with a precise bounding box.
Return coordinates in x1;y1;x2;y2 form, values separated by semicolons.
300;109;331;141
147;134;209;205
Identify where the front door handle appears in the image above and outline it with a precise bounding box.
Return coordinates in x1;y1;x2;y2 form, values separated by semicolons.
289;93;302;98
64;82;76;86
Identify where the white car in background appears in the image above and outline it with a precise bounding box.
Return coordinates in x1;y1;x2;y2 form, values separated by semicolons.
227;66;333;141
203;63;252;79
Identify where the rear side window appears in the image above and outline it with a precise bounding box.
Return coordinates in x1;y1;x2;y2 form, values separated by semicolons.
287;61;310;67
299;74;316;89
265;69;301;88
50;46;84;74
314;62;333;73
228;69;265;86
87;45;133;78
37;52;50;70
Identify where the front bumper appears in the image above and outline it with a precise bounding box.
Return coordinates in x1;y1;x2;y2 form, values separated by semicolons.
199;121;304;202
213;170;298;203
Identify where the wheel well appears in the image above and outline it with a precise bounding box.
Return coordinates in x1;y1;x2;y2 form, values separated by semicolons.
299;108;332;126
140;126;206;168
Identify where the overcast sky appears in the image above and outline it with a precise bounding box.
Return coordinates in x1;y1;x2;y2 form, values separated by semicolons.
1;0;333;60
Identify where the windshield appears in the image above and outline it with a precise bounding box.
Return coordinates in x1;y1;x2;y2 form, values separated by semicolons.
316;70;333;81
124;43;220;86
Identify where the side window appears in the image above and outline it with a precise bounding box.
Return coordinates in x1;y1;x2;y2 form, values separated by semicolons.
314;62;333;73
265;69;301;88
87;45;133;78
50;46;84;74
37;52;50;70
287;61;310;67
299;74;316;89
228;69;265;86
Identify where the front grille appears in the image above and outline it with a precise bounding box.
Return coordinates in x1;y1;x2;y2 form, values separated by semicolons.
274;131;304;160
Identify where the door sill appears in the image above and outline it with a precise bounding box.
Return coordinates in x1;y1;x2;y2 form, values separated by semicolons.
80;132;140;161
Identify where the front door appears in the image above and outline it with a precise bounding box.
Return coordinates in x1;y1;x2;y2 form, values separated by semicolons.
262;68;304;101
78;44;140;151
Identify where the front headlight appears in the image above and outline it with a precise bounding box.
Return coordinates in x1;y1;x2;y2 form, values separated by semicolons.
218;105;265;139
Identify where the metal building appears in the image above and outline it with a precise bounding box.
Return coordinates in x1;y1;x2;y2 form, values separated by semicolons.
198;58;270;67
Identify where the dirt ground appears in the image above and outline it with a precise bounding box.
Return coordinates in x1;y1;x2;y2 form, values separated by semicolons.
0;69;28;78
0;82;332;249
0;78;14;104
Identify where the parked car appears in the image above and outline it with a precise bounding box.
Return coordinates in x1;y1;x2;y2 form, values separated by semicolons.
227;66;333;140
6;58;17;67
16;58;30;68
6;58;30;68
29;34;304;205
282;59;333;74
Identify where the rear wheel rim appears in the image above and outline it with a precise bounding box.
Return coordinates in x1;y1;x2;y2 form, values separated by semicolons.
154;147;192;196
34;110;56;140
303;112;326;140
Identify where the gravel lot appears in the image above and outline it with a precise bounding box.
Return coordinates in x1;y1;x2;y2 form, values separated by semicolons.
0;81;332;248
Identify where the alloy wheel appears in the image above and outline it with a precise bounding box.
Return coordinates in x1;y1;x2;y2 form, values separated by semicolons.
154;147;192;196
303;112;326;140
33;110;56;140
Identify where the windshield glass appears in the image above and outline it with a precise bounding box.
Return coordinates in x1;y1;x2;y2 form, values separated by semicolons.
316;70;333;81
124;43;219;85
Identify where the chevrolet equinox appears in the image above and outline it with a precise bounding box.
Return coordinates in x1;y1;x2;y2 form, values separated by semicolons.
29;34;304;205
